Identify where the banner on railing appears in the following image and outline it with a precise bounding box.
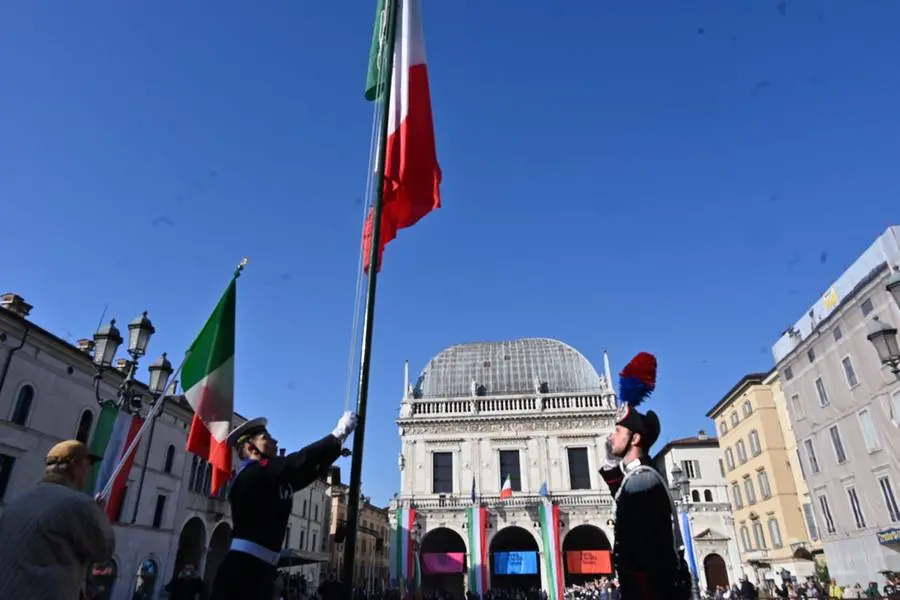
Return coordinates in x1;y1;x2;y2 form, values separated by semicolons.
492;551;538;575
565;550;612;574
422;552;464;574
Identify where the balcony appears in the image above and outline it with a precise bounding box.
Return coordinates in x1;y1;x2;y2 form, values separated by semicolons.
743;549;770;563
391;491;613;511
400;392;614;420
185;491;229;516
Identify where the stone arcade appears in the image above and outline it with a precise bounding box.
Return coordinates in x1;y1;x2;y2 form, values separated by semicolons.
391;338;619;595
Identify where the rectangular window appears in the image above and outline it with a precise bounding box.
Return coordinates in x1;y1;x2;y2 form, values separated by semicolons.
499;450;522;492
842;357;859;387
758;471;772;499
803;503;819;541
302;499;307;518
0;454;16;503
566;448;591;490
861;298;874;316
818;495;836;534
731;411;739;426
807;348;816;363
740;527;752;551
736;440;748;464
804;439;820;474
681;459;701;479
731;484;743;508
829;426;847;463
790;394;804;420
312;533;317;552
152;494;166;529
815;377;830;407
784;366;794;381
300;529;306;549
858;409;880;452
719;459;725;478
753;522;767;549
725;449;735;471
432;452;453;494
768;518;784;548
284;527;291;549
891;390;900;423
796;449;807;480
847;486;866;529
878;477;900;522
749;430;762;456
833;326;843;341
744;478;757;504
314;504;319;521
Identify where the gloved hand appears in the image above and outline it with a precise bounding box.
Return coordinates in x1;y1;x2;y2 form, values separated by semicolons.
332;411;358;441
602;435;621;470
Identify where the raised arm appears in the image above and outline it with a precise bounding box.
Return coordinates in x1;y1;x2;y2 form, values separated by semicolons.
276;412;357;491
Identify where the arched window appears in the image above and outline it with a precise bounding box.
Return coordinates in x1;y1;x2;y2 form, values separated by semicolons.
75;409;94;443
704;489;713;502
691;490;700;502
163;445;175;474
204;462;212;495
11;384;34;426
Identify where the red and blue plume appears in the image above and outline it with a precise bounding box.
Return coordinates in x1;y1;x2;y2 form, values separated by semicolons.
618;352;657;407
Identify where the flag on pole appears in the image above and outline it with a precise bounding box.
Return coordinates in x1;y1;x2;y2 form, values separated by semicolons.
362;0;442;273
391;508;417;595
183;276;238;495
466;506;489;597
84;403;143;519
500;473;513;499
539;501;565;600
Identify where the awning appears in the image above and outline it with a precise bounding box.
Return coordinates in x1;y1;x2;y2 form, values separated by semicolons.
277;549;330;569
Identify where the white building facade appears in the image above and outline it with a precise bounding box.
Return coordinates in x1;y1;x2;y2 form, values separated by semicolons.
771;227;900;586
392;338;619;595
0;295;331;600
653;434;743;592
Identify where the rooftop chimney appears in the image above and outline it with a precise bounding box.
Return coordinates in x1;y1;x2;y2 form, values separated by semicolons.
279;448;286;457
1;293;32;318
76;338;95;355
698;429;708;439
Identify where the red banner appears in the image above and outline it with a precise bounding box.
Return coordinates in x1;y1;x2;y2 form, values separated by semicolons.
422;552;465;574
565;550;612;574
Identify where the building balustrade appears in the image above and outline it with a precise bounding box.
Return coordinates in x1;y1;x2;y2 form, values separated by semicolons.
404;393;614;419
391;491;613;511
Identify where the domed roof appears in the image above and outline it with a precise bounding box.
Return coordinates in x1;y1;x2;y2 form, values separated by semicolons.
413;338;604;399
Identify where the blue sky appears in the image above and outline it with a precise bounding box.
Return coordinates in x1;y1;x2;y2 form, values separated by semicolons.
2;1;899;506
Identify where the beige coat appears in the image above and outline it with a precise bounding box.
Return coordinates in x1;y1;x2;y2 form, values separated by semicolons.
0;481;115;600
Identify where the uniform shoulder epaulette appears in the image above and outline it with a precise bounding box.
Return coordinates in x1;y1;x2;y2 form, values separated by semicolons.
625;468;665;493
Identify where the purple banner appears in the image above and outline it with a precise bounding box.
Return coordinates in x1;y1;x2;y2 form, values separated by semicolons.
422;552;465;574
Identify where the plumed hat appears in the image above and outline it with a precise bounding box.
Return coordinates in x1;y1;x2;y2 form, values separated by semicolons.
614;352;661;449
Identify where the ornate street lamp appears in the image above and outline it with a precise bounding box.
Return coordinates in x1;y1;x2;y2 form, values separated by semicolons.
148;352;174;396
866;317;900;377
127;311;155;357
671;463;690;502
886;271;900;309
93;320;123;367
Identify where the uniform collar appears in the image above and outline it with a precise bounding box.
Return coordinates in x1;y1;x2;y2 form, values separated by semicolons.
622;458;643;474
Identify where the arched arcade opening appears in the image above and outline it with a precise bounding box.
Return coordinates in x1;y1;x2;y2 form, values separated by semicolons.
489;526;541;592
703;553;729;591
561;525;613;586
419;527;467;598
174;517;207;575
204;522;232;589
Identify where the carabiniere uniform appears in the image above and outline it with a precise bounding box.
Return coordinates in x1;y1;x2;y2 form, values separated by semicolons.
209;417;345;600
600;390;679;599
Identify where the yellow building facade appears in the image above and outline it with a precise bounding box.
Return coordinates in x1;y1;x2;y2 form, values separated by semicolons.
707;371;820;583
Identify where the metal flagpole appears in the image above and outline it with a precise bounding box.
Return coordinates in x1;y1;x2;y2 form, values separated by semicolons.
341;0;399;597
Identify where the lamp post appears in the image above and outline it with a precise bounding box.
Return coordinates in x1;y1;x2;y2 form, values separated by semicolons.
670;465;702;600
92;312;167;413
866;317;900;378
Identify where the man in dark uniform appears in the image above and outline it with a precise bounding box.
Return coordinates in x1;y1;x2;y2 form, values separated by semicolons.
209;411;358;600
599;352;686;600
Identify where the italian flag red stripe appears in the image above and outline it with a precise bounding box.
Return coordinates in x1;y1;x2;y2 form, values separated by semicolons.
362;0;442;272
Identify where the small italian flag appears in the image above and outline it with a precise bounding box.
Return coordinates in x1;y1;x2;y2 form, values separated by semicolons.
84;403;143;520
183;276;238;496
500;473;513;499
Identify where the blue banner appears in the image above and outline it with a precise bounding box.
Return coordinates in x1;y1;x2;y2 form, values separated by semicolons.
493;551;538;575
680;512;698;578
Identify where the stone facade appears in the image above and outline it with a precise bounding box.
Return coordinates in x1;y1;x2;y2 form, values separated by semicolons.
653;434;744;591
0;299;332;599
392;339;619;594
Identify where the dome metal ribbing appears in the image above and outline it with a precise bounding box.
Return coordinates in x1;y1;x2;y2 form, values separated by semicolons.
414;338;603;398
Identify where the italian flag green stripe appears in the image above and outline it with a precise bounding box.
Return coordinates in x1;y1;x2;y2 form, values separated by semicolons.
181;279;236;390
83;403;118;493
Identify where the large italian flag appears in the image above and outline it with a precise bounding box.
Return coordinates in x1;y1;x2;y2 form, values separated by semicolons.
84;403;144;520
183;277;237;496
362;0;442;273
539;502;565;600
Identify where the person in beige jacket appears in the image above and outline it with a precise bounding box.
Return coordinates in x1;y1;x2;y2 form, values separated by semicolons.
0;440;116;600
